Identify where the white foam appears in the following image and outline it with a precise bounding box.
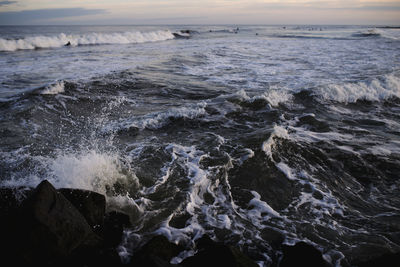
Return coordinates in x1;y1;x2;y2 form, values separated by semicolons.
316;74;400;103
276;162;297;181
237;148;255;165
40;81;65;95
248;191;280;218
294;190;344;219
257;90;293;107
0;30;175;51
228;89;293;108
367;144;394;156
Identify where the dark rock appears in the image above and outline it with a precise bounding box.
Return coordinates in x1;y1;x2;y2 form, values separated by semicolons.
280;242;331;267
130;235;184;267
356;252;400;267
59;188;106;231
0;187;32;231
103;210;132;247
63;246;123;267
12;180;101;265
181;235;258;267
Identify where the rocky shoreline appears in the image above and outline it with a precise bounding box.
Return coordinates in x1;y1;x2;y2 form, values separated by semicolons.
0;180;398;267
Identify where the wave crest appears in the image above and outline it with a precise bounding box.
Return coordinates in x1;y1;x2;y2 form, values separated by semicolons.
40;81;65;95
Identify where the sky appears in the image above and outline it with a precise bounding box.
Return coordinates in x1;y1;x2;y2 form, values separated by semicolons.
0;0;399;25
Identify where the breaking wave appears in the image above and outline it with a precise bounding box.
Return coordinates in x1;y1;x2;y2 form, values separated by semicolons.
315;73;400;103
0;30;175;51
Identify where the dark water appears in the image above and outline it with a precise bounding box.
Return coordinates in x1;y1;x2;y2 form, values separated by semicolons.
1;25;400;266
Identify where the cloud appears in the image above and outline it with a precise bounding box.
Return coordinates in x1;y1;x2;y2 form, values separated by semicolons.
0;1;17;6
356;5;400;11
0;7;107;25
240;1;400;10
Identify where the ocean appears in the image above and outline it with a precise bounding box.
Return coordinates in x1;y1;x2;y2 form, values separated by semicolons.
1;25;400;266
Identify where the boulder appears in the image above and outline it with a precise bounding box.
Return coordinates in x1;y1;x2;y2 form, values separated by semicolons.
0;186;33;213
279;242;331;267
62;246;123;267
181;235;258;267
12;180;101;266
130;235;184;267
59;188;106;231
103;210;132;247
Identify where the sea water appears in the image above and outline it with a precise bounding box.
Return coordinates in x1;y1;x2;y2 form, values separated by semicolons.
1;25;400;266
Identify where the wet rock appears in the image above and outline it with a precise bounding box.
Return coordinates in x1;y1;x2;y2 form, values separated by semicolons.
12;180;101;265
103;210;132;247
260;227;285;248
181;235;258;267
280;242;331;267
59;188;106;231
130;235;184;267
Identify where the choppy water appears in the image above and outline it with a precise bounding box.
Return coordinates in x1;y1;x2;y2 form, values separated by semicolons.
1;25;400;266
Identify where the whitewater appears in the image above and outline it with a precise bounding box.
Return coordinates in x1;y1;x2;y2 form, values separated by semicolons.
0;25;400;266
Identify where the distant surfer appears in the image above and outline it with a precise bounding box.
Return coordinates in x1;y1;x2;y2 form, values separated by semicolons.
64;41;71;46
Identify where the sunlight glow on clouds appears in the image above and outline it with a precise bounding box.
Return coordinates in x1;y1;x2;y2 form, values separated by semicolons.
0;0;399;25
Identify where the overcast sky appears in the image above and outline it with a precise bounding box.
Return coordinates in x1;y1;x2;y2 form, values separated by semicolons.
0;0;399;25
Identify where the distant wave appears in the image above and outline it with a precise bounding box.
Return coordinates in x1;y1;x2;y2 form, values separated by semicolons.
0;30;175;52
352;29;381;38
274;34;328;40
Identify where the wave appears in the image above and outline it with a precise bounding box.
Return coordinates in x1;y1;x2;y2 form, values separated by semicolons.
107;102;208;133
274;34;328;40
315;73;400;103
232;89;293;108
0;30;175;52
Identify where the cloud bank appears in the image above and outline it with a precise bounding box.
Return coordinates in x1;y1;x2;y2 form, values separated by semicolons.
0;7;106;25
0;1;17;6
